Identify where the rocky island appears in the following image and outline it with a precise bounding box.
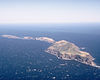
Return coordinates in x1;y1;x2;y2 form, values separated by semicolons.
1;35;20;39
45;40;97;67
1;34;100;68
35;37;55;43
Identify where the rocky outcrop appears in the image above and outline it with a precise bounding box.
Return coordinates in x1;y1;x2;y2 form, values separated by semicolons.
23;37;34;40
1;35;20;39
1;35;55;43
35;37;55;43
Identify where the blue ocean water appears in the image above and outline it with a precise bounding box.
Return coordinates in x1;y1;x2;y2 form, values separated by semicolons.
0;24;100;80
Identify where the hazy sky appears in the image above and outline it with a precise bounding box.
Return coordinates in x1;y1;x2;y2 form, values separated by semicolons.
0;0;100;24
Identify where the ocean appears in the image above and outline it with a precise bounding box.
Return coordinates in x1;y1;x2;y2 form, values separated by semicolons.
0;24;100;80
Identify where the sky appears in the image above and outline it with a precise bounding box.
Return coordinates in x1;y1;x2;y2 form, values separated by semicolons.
0;0;100;24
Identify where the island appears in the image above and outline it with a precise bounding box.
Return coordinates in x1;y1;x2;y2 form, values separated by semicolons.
45;40;97;67
1;35;20;39
1;34;100;68
35;37;55;43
